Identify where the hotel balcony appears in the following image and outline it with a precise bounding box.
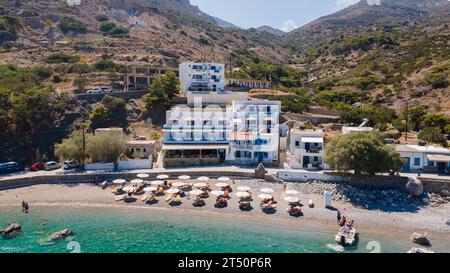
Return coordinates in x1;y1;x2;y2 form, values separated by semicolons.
295;148;324;157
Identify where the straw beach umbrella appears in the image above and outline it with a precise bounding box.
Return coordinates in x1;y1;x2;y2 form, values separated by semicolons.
237;186;251;192
113;179;126;185
157;174;169;180
235;192;250;199
122;186;135;193
137;174;149;179
284;196;300;203
218;177;230;182
194;182;208;188
166;188;180;194
216;182;229;188
172;182;186;188
178;175;191;180
131;179;144;185
144;186;157;192
285;190;299;195
261;188;274;194
189;190;204;196
151;181;164;186
197;176;210;182
211;190;225;197
258;194;273;200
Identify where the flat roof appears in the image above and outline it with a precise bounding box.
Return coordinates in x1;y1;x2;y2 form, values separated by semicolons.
162;144;229;150
427;154;450;162
396;145;450;154
301;136;324;143
127;140;156;145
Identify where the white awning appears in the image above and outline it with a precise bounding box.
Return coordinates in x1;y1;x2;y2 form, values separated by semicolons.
301;137;324;143
427;154;450;162
162;144;229;151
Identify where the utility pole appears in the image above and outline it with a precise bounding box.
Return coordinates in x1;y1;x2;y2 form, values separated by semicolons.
405;100;409;142
124;61;128;92
80;121;88;171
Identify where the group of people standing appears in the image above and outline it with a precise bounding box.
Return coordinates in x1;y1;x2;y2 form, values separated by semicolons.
21;201;29;213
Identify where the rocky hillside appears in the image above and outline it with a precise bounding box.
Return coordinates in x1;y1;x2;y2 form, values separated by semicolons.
284;0;450;114
0;0;289;67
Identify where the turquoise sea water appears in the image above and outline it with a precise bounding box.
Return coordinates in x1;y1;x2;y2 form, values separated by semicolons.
0;206;421;253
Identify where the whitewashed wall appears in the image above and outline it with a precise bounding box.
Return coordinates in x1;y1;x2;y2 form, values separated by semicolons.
117;159;152;170
85;163;114;171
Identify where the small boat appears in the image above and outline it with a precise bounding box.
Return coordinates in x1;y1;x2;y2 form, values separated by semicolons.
407;248;434;253
335;226;358;247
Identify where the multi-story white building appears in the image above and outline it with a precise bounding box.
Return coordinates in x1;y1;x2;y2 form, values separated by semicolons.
180;62;248;105
179;62;225;93
288;129;325;170
161;101;281;167
227;101;281;166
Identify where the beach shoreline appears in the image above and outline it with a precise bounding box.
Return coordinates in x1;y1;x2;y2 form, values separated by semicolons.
1;181;449;252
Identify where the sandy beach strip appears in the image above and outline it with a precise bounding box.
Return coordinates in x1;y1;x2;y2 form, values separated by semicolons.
1;179;449;234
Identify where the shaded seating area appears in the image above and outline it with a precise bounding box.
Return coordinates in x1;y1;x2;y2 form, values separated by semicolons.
162;144;228;167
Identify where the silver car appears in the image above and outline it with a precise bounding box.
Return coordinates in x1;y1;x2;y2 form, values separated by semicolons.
44;161;61;171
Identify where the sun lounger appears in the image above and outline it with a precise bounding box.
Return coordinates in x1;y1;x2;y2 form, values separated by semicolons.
114;195;125;202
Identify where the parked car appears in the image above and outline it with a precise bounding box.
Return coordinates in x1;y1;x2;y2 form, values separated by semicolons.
63;161;79;170
384;138;396;144
101;87;114;93
31;162;45;172
44;161;61;171
86;88;104;94
0;162;25;175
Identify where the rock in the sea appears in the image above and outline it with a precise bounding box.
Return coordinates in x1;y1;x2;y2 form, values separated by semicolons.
406;178;424;198
2;222;22;238
47;229;74;242
411;232;431;246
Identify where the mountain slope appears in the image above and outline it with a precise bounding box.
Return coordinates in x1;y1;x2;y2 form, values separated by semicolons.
255;26;285;37
0;0;289;67
284;0;450;114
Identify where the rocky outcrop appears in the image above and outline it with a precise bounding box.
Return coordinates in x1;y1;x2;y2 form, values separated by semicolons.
45;229;74;242
411;232;431;246
1;222;22;238
406;178;424;198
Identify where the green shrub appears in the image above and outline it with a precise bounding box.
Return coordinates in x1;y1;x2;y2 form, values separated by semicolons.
46;53;80;64
99;21;116;33
58;17;87;34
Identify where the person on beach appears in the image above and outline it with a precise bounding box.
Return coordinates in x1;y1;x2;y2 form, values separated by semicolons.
22;201;26;212
24;202;29;213
337;210;342;223
339;216;347;227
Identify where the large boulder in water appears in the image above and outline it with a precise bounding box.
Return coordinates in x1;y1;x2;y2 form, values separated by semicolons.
1;222;22;238
406;177;424;198
411;232;431;246
47;229;74;242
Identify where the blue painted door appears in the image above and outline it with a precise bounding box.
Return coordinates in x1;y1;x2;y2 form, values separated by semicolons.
403;158;411;172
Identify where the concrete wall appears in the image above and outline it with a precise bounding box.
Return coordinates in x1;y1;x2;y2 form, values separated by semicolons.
117;159;152;170
85;163;114;171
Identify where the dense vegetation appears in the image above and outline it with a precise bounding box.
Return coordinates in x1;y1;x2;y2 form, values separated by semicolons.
325;132;405;176
0;65;74;164
58;17;87;35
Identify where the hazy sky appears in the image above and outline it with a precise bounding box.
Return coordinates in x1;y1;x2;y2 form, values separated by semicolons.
190;0;361;32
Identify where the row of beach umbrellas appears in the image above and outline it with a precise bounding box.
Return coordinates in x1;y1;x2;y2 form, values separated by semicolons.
113;175;301;203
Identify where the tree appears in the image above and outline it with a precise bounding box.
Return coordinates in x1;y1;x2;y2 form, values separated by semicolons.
143;71;180;109
55;130;90;166
324;132;405;176
419;127;446;146
86;132;127;168
73;76;88;91
89;96;127;129
421;114;450;133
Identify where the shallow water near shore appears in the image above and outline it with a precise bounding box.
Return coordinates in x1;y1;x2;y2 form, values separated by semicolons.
0;205;438;253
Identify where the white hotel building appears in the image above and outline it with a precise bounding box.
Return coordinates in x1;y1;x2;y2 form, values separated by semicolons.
179;62;248;105
162;101;281;167
288;129;325;170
